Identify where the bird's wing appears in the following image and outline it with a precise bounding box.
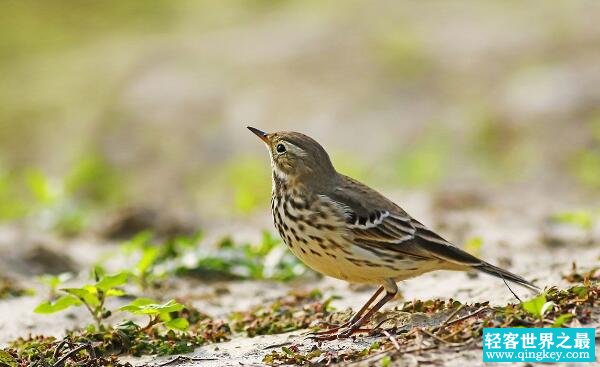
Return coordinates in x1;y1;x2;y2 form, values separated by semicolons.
323;177;442;261
324;176;538;291
324;175;486;264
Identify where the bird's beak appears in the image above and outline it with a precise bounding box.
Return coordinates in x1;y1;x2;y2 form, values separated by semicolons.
247;126;269;144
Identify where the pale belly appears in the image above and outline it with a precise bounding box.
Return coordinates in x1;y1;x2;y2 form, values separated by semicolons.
286;236;440;284
271;190;442;283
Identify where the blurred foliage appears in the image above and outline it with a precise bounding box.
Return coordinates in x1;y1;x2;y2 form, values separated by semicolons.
116;230;307;284
226;157;270;214
177;231;307;281
38;272;73;298
0;276;33;300
371;25;430;80
392;127;449;188
328;152;370;183
469;110;525;180
120;231;200;290
65;154;125;205
0;1;179;64
0;154;124;236
570;117;600;190
551;210;598;230
0;0;599;230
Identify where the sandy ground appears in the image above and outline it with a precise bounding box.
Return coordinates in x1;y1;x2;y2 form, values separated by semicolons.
0;188;599;366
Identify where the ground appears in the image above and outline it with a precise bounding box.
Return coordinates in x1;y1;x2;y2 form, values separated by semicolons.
0;187;598;366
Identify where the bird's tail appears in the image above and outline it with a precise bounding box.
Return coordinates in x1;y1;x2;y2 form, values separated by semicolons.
473;261;540;293
413;232;540;293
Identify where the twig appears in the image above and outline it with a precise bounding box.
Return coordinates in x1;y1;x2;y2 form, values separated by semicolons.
382;330;400;351
156;356;218;366
430;304;466;334
52;344;95;367
52;339;70;360
438;325;465;342
418;328;474;348
437;306;491;329
262;341;291;350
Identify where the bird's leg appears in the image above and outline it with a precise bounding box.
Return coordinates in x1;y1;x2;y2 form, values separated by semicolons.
336;279;398;339
309;285;384;336
336;291;396;338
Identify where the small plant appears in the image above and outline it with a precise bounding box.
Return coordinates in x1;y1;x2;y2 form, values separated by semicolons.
0;349;17;367
119;298;189;332
521;294;554;324
34;270;129;329
229;289;333;337
263;345;323;366
562;262;600;283
121;231;201;290
38;272;73;298
179;231;307;281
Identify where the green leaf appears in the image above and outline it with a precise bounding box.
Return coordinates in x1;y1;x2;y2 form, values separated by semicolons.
129;297;157;306
552;314;573;327
25;169;58;205
0;350;17;367
572;286;588;297
62;287;100;307
521;294;546;318
380;356;391;367
164;318;189;331
39;273;72;290
105;288;126;297
136;247;160;274
120;299;183;316
121;231;153;254
119;297;157;313
95;272;129;291
34;295;81;314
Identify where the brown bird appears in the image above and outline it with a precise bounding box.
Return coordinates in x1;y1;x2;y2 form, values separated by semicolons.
248;126;538;339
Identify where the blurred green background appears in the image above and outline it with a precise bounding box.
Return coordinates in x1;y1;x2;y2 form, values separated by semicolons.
1;0;600;235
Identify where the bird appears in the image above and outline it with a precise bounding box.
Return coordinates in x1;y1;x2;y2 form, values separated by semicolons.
247;126;538;339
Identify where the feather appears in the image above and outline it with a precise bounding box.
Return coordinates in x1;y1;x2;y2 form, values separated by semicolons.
322;175;538;291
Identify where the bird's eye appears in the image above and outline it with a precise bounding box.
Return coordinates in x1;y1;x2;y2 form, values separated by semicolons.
276;143;286;153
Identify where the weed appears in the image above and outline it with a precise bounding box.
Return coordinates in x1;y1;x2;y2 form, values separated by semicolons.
520;294;555;324
562;262;600;283
35;270;129;328
38;273;73;298
230;289;332;337
120;231;200;291
263;345;323;365
178;232;307;281
120;298;189;332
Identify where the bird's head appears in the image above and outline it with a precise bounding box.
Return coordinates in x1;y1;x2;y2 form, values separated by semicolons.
247;126;335;186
